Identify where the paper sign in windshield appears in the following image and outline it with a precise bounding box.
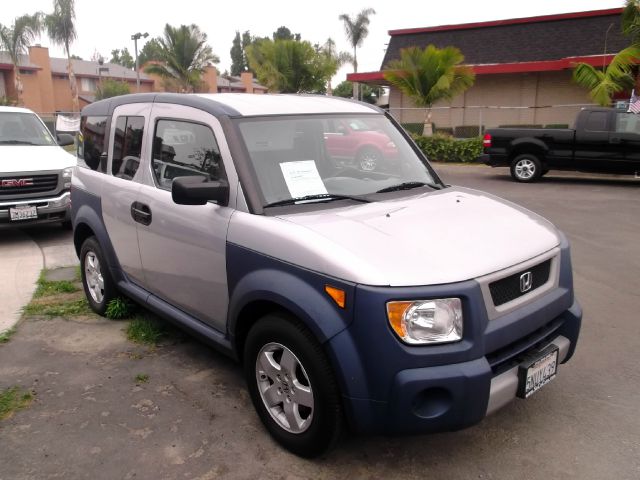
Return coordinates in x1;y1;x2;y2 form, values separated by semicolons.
279;160;328;198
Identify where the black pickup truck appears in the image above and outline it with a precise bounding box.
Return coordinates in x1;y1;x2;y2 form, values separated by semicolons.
479;107;640;182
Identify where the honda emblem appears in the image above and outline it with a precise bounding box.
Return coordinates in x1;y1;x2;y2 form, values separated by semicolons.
520;271;533;293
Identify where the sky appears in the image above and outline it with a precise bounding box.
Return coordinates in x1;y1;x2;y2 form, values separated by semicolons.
1;0;624;84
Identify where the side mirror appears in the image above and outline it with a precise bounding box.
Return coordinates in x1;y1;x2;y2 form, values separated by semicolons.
172;176;229;206
57;133;75;147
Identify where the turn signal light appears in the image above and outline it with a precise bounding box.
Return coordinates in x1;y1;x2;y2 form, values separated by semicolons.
325;285;346;308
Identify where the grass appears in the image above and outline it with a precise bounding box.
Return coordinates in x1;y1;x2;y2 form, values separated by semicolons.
126;316;166;346
33;272;79;298
134;373;149;384
0;387;33;420
23;297;92;318
105;298;135;320
0;327;17;344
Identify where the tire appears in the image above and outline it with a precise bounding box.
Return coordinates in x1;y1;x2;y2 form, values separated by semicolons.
80;236;118;316
244;314;342;458
356;146;383;172
510;154;542;182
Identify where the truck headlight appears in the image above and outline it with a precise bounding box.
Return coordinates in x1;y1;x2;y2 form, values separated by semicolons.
62;167;73;189
387;298;463;345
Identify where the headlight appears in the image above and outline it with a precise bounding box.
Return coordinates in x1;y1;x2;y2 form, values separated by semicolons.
387;298;463;345
62;167;73;189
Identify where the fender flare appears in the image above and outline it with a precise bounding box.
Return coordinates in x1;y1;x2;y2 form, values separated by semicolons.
509;138;549;159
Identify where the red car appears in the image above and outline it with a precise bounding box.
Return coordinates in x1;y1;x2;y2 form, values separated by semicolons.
323;118;398;171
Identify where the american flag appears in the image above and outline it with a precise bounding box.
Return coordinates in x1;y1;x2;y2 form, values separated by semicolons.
628;89;640;114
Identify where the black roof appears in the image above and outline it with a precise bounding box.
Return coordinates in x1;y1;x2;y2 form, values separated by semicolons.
382;11;628;68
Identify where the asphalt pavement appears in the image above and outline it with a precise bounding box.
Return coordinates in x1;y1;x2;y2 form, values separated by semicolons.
0;165;638;479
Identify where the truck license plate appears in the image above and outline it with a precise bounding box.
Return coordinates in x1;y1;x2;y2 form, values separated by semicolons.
517;345;558;399
9;205;38;221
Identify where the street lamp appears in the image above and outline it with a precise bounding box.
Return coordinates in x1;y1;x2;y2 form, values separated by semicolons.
131;32;149;92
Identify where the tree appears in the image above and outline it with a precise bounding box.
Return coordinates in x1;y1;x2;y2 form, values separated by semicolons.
246;38;333;93
230;31;246;75
572;1;640;106
144;24;219;93
384;45;475;135
110;48;135;69
333;80;382;104
0;13;42;105
45;0;79;112
96;78;130;100
339;8;376;99
138;38;164;66
319;38;352;94
273;26;300;42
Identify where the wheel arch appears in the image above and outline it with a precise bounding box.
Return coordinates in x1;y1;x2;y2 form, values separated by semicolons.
508;139;547;164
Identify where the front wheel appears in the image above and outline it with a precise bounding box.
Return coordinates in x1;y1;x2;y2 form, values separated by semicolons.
510;154;542;182
244;314;342;458
80;236;118;316
356;146;383;172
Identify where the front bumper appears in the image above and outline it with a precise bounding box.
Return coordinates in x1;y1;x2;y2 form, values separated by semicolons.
0;191;71;227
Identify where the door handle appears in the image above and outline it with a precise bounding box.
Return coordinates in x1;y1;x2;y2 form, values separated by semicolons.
131;202;152;226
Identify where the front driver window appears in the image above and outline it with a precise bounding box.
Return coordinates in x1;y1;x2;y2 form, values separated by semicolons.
151;119;226;190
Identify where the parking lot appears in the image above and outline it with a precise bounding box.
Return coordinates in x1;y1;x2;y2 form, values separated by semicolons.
0;164;638;480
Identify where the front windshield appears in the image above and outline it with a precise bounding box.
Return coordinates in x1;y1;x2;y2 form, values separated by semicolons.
0;112;57;146
236;114;438;206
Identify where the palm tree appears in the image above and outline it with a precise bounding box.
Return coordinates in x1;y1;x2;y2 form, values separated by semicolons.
0;13;42;105
320;38;353;95
573;1;640;106
573;48;638;106
339;8;376;99
45;0;79;112
144;24;219;93
384;45;475;135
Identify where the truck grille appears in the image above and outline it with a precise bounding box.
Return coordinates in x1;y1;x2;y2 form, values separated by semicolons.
486;317;564;375
489;259;551;306
0;174;59;196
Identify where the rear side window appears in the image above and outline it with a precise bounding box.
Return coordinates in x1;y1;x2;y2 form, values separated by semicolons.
584;111;608;132
79;116;108;171
615;113;640;134
112;116;144;180
151;119;226;190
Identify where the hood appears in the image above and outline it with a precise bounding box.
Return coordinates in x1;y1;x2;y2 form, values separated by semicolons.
0;145;76;173
276;187;560;286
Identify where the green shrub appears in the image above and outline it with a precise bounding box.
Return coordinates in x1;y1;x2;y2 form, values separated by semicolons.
544;124;570;129
411;133;483;163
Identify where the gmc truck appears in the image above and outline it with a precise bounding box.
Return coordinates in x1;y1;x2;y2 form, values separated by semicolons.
480;107;640;182
0;106;76;228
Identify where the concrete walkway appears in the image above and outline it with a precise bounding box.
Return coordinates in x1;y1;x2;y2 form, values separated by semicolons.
0;228;77;333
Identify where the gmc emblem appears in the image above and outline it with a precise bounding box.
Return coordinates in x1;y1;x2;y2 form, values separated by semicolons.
1;178;34;188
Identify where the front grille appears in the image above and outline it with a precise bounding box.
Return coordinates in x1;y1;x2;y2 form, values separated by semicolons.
0;174;59;196
489;259;551;306
486;317;564;375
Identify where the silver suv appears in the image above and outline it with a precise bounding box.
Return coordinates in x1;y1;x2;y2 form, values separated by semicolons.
72;93;582;457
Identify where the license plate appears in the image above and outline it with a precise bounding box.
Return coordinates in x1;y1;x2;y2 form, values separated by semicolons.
9;205;38;221
517;345;559;399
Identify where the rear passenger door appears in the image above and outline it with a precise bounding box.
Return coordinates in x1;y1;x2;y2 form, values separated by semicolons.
612;112;640;174
135;104;237;332
574;110;624;171
101;103;149;284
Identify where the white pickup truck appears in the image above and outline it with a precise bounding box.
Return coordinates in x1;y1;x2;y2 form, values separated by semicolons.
0;106;76;228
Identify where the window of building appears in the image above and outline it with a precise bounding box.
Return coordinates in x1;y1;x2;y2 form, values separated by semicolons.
151;119;225;190
112;116;144;180
584;111;608;132
80;77;97;93
79;116;108;171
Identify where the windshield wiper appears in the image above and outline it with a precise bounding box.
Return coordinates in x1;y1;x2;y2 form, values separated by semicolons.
264;193;371;208
0;140;38;145
375;181;433;193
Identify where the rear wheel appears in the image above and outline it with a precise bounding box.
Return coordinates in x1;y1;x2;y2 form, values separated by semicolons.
244;314;342;458
80;236;118;316
510;154;542;182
